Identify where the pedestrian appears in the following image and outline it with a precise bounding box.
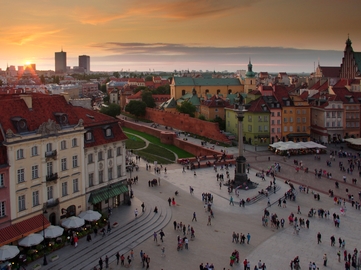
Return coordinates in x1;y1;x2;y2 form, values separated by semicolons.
135;208;138;218
116;252;120;265
184;237;189;249
230;196;234;206
105;255;109;269
146;255;150;269
140;250;144;262
94;227;98;237
323;253;327;266
306;219;310;229
161;246;165;257
119;254;125;266
153;231;158;243
73;235;78;247
192;212;197;222
267;197;270;206
99;257;103;270
127;255;132;266
168;197;171;206
130;249;134;261
297;205;301;214
317;232;322;244
160;229;165;242
247;233;251;244
207;215;212;226
141;202;145;212
330;235;335;246
337;251;341;262
173;220;177;230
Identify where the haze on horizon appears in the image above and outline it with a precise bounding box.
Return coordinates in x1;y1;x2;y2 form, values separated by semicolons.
0;0;360;73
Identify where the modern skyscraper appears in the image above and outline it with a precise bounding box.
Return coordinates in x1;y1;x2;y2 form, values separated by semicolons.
79;55;90;73
55;50;67;73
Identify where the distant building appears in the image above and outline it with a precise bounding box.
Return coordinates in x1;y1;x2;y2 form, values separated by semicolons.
55;50;67;74
79;55;90;73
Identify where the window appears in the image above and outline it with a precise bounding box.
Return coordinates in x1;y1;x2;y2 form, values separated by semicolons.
302;109;306;114
271;128;275;133
277;112;281;116
62;182;68;197
296;110;300;114
73;179;79;193
99;170;104;183
107;149;112;159
277;120;281;125
248;125;252;132
89;173;94;187
61;158;67;171
326;122;330;127
289;126;293;132
116;147;121;156
18;195;26;211
105;128;112;137
0;201;5;217
271;120;274;125
284;110;287;114
17;169;25;183
297;118;301;123
108;168;113;180
289;117;293;123
47;186;53;200
264;116;268;121
248;116;252;121
32;165;38;179
98;151;103;161
284;126;288;132
16;149;24;160
72;138;78;147
337;121;341;127
31;146;38;156
85;132;92;141
46;143;52;152
264;125;268;131
258;116;262;122
47;162;53;176
289;110;293;114
297;126;300;132
88;154;93;164
283;118;288;123
72;156;78;168
302;118;306;123
277;128;281;133
302;126;306;132
0;173;4;187
117;165;122;178
32;191;39;207
271;112;275;117
258;126;262;132
61;140;67;150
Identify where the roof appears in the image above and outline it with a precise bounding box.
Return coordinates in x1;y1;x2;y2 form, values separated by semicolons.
246;97;269;113
319;66;341;78
0;214;50;246
201;95;230;108
173;77;241;86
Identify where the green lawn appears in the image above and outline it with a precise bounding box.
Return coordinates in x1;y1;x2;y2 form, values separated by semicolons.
124;133;146;149
123;127;193;159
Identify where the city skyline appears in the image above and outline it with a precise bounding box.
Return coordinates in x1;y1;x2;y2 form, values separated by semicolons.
0;0;360;73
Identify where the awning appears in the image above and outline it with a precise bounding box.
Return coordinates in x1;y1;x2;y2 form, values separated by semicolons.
286;133;310;138
0;214;50;246
88;182;129;205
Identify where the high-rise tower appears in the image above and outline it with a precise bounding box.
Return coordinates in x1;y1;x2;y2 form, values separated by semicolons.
55;50;67;74
79;55;90;73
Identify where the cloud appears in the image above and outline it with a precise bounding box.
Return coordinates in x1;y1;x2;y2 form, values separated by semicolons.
1;26;63;46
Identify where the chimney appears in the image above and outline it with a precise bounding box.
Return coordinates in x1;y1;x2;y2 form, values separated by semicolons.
19;94;32;110
60;92;70;103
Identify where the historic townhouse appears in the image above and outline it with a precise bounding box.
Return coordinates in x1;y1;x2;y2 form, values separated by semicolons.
72;107;129;212
0;146;10;229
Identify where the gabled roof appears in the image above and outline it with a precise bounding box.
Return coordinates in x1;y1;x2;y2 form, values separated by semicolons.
247;97;269;113
159;97;177;109
201;95;230;108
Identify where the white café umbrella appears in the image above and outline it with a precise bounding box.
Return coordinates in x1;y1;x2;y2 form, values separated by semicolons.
61;216;85;229
18;233;44;247
78;210;102;222
40;225;64;238
0;245;20;260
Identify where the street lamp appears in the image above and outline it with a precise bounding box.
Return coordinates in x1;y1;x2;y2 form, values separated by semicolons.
42;209;48;265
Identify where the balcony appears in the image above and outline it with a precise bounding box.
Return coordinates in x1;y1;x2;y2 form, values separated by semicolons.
44;198;59;208
45;150;57;160
46;173;58;182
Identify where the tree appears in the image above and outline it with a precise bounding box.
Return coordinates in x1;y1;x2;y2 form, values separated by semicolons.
198;114;206;120
125;100;147;117
141;91;156;108
100;84;107;93
103;95;109;104
100;103;121;118
134;86;147;94
212;116;226;131
152;85;170;94
176;101;196;117
113;72;120;78
145;75;153;81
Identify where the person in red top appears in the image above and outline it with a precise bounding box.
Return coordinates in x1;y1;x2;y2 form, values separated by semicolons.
243;258;248;270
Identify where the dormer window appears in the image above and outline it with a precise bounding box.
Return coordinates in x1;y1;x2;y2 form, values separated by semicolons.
103;126;113;138
11;117;28;133
85;131;93;141
54;113;69;126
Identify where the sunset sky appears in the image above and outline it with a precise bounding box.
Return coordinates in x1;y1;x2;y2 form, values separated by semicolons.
1;0;360;73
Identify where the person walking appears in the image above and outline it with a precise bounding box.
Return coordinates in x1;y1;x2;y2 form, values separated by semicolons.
323;253;327;266
297;205;301;214
159;229;165;242
116;252;120;265
141;202;145;212
192;212;197;222
207;215;212;226
247;233;251;244
99;257;103;270
140;250;144;262
134;208;138;218
230;196;234;206
120;254;125;266
105;255;109;269
184;237;189;249
127;255;132;266
168;197;171;206
267;197;270;206
306;219;310;229
153;231;158;243
317;232;322;244
161;246;165;257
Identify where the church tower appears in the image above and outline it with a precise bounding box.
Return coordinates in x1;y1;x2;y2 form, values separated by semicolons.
243;59;257;93
340;36;361;79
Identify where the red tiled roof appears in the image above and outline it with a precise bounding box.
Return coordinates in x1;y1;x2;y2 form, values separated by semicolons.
201;95;230;108
0;214;50;245
247;97;268;112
